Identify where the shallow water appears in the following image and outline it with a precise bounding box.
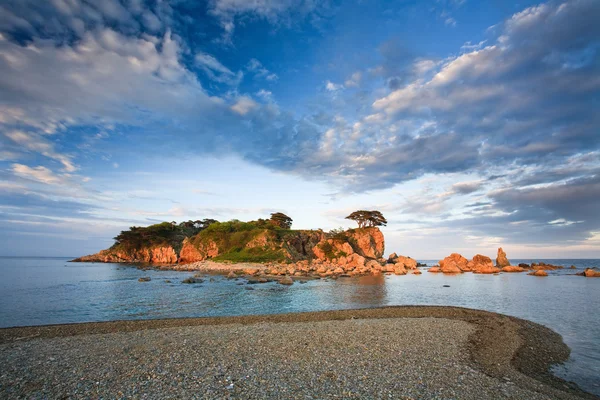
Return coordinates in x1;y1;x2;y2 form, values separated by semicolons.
0;257;598;395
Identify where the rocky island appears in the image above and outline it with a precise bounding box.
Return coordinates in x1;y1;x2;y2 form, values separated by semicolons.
74;212;600;280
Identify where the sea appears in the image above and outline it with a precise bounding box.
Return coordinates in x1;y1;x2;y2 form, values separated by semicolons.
0;256;598;395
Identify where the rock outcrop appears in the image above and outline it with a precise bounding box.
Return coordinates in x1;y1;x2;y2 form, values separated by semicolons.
72;246;178;264
439;253;468;273
178;238;205;264
468;255;500;274
495;247;510;268
583;268;600;277
502;266;525;273
311;228;384;266
529;270;548;277
388;254;418;270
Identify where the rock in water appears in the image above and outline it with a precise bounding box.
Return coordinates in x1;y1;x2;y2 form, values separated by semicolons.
138;277;151;282
438;253;468;273
583;268;600;277
468;255;500;274
496;247;510;268
182;277;204;284
502;266;525;273
279;276;294;285
528;270;548;277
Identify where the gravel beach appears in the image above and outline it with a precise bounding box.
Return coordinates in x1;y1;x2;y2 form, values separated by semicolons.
0;306;597;399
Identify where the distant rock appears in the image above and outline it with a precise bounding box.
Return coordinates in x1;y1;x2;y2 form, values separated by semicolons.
583;268;600;277
518;263;531;269
138;277;151;282
428;266;441;273
502;266;525;273
182;277;204;284
469;255;500;274
412;269;422;275
528;270;548;277
495;247;510;268
570;265;577;269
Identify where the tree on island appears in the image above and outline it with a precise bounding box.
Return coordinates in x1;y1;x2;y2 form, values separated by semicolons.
345;210;387;228
269;212;293;229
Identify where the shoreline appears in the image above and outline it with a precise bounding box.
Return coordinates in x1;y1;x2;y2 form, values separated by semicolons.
1;306;597;399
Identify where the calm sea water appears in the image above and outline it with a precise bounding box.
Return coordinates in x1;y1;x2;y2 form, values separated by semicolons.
0;257;598;395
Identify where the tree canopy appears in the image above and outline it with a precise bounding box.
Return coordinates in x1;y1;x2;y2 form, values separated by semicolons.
269;212;293;229
345;210;387;228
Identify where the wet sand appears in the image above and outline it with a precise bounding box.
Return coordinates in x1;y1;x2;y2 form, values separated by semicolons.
0;306;597;399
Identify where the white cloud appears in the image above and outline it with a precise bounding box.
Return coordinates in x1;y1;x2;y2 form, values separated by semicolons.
11;164;64;185
246;58;278;81
325;80;343;91
344;72;362;88
230;96;258;115
208;0;325;42
195;52;243;85
4;130;76;171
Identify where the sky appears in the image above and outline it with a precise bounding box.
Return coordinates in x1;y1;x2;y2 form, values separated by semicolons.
0;0;599;259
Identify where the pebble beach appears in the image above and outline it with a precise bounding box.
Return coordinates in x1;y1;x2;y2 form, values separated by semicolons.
1;306;597;399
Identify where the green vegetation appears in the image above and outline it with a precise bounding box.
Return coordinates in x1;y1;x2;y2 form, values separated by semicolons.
191;219;294;262
318;241;348;259
112;219;217;253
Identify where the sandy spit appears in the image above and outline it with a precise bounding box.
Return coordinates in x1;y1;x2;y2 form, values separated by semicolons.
0;306;597;399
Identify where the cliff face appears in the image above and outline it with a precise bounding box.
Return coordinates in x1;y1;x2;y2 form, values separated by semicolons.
73;227;385;266
73;246;178;264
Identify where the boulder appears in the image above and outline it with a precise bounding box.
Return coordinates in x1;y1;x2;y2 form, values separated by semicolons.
394;256;418;270
495;247;510;268
365;259;382;270
387;253;398;263
439;253;468;273
412;269;422;275
279;276;294;285
227;271;236;279
428;266;441;273
528;270;548;277
584;268;600;277
243;268;260;276
518;263;531;269
502;266;525;273
570;265;577;269
182;277;204;284
393;264;407;275
468;255;500;274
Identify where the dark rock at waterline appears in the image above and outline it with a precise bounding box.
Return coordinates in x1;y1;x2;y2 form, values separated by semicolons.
182;277;204;284
518;263;530;269
279;276;294;285
443;285;450;288
138;277;151;282
248;277;269;284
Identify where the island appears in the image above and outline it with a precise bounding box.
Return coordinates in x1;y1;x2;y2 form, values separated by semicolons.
73;211;600;280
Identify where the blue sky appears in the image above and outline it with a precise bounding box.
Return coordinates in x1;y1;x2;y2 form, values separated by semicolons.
0;0;599;258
